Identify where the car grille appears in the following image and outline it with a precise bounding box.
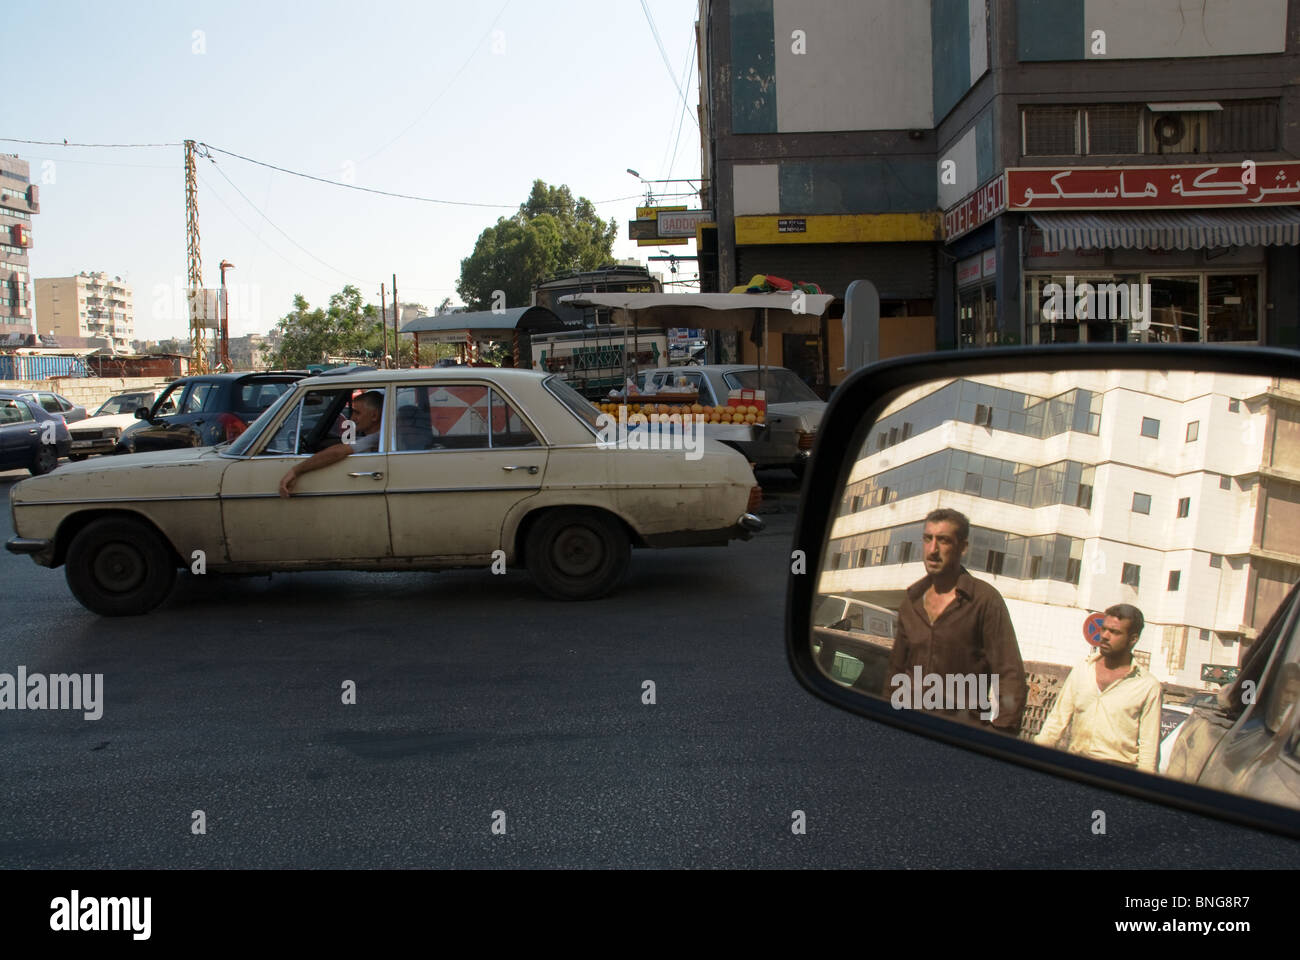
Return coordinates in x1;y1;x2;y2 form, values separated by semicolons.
71;428;119;441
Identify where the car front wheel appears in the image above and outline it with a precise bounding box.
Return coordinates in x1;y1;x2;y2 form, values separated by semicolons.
65;517;177;616
525;508;630;600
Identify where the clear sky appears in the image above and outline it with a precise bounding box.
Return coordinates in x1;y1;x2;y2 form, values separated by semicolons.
5;0;702;341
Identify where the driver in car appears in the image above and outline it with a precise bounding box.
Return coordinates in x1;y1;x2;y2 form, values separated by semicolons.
278;390;383;498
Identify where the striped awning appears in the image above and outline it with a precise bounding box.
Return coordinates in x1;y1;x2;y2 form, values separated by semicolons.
1029;208;1300;252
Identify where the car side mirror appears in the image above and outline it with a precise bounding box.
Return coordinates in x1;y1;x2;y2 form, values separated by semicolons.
787;345;1300;838
134;407;149;419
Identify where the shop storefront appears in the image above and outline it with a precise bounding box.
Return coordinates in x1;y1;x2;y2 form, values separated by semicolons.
943;162;1300;348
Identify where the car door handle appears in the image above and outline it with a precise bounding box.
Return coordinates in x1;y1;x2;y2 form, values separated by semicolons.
348;471;385;479
502;465;538;474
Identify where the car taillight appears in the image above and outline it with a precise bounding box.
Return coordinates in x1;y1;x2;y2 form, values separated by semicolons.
748;484;763;512
218;413;248;442
797;430;815;450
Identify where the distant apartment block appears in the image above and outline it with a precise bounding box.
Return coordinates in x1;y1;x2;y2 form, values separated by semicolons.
35;271;135;353
0;154;38;338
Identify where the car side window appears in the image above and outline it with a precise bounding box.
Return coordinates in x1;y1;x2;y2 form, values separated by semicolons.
154;384;184;417
490;389;539;447
38;394;61;413
182;383;217;414
1260;594;1300;736
394;384;490;451
0;398;34;424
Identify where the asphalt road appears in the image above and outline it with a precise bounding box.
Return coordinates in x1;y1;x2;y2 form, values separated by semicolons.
0;467;1296;869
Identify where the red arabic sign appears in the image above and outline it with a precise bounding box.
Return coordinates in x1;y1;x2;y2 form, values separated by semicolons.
1007;162;1300;211
943;174;1007;241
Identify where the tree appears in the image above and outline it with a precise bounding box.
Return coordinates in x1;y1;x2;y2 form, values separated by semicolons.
272;285;411;368
456;180;617;312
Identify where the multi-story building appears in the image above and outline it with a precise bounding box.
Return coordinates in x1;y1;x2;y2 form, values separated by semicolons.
698;0;1300;361
0;155;39;338
817;370;1300;689
35;271;135;353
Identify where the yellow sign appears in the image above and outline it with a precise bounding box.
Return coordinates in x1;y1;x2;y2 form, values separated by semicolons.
638;238;688;246
636;205;687;220
734;212;942;245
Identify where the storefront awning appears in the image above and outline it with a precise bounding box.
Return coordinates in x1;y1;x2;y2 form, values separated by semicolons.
1029;208;1300;252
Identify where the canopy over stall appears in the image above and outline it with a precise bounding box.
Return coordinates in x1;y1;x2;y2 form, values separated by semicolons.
557;291;837;392
401;305;582;365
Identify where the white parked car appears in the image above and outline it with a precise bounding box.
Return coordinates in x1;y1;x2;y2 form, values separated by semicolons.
6;367;763;615
66;390;159;460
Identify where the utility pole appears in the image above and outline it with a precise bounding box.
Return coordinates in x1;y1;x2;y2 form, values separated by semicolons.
391;273;399;368
219;259;234;370
184;140;207;373
379;283;388;368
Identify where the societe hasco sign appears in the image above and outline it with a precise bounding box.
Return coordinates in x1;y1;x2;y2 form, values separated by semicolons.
943;175;1007;241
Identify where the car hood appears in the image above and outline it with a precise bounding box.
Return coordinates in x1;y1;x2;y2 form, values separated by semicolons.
11;445;229;503
69;413;139;431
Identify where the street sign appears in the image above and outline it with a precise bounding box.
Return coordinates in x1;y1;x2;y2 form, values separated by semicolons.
1083;612;1106;647
1201;663;1240;685
657;210;713;237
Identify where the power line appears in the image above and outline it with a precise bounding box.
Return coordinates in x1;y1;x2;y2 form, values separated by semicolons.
639;0;699;128
665;33;699;184
0;138;181;148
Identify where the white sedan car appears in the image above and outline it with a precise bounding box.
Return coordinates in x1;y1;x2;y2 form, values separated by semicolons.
6;367;763;615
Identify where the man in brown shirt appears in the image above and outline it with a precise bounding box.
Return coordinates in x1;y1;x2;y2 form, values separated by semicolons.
866;508;1027;732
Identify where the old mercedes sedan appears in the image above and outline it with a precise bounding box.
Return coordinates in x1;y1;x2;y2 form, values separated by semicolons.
6;367;764;615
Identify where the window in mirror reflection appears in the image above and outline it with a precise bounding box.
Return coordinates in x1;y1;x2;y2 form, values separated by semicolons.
814;372;1300;807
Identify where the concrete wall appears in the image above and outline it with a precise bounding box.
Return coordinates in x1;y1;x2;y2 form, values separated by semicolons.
0;377;169;410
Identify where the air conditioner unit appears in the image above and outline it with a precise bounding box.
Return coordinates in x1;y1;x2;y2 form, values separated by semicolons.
1147;112;1205;154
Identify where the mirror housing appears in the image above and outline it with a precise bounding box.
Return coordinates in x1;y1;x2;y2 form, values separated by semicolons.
134;407;149;419
788;344;1300;839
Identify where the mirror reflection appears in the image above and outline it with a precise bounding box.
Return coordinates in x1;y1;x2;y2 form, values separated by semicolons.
814;370;1300;810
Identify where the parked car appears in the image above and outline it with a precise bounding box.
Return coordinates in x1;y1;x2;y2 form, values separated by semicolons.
6;367;764;615
115;372;306;454
635;364;824;476
15;390;86;424
0;392;72;475
66;390;161;460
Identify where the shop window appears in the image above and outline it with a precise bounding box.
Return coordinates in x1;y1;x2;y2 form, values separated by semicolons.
1147;276;1201;343
1140;417;1160;439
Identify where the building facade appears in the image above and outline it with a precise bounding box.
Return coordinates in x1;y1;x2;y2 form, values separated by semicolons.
0;155;38;339
699;0;1300;355
817;370;1300;689
35;271;136;353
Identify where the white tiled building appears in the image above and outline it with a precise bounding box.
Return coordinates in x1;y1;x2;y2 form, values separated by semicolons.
35;271;135;353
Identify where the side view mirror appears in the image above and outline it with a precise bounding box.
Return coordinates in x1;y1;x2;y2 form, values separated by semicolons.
788;345;1300;838
134;407;149;419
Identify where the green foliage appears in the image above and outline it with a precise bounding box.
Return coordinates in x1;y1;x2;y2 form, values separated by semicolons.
456;180;617;312
271;285;420;368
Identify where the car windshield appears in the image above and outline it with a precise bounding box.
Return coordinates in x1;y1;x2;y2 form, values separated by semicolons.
543;375;601;436
723;369;821;404
95;394;149;416
225;385;301;456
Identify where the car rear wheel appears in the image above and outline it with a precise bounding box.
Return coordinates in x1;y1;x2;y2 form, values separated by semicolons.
65;517;177;616
29;445;58;476
525;508;630;601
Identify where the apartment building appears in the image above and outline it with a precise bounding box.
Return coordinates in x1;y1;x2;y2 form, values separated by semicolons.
35;271;135;353
0;154;38;338
817;370;1300;689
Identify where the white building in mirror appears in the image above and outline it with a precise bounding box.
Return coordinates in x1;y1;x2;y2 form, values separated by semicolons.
818;371;1300;690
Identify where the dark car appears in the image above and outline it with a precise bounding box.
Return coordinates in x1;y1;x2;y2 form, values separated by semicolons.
0;392;72;474
116;372;307;454
16;390;87;424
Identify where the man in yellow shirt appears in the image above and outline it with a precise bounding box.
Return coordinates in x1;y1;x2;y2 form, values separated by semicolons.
1034;604;1163;773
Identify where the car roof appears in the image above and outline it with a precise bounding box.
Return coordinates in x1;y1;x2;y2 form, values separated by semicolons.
169;371;307;384
294;367;554;389
644;364;784;375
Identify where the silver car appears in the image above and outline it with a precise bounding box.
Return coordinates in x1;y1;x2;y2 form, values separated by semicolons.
636;364;824;475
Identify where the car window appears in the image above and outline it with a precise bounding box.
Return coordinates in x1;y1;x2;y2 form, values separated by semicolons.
236;380;297;418
723;368;820;403
0;397;34;424
1261;593;1300;735
490;389;540;447
394;384;489;451
153;383;184;417
182;382;218;414
543;375;601;435
259;388;355;456
228;385;301;457
96;394;148;416
37;393;62;413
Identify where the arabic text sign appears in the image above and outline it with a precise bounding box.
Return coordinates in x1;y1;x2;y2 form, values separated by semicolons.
943;175;1007;241
1008;162;1300;210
